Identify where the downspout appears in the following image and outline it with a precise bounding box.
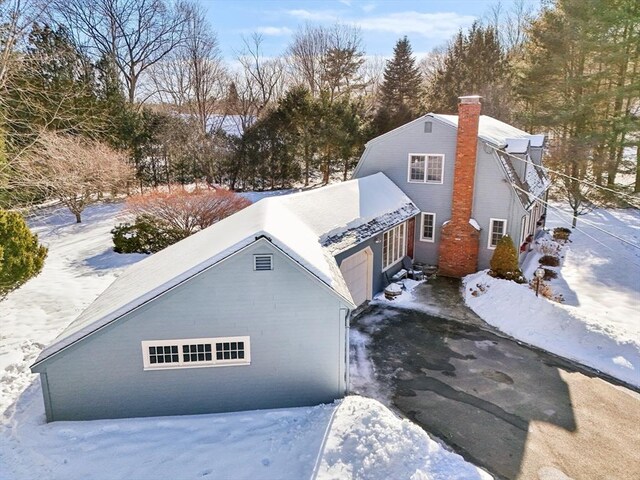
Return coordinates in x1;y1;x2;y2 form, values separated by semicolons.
340;307;351;395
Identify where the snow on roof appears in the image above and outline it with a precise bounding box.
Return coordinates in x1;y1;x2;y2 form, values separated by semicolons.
505;138;530;154
528;134;545;148
34;173;417;366
274;172;419;253
432;114;534;148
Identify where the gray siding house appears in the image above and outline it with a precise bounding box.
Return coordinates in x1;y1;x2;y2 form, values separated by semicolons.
31;173;418;421
353;96;549;277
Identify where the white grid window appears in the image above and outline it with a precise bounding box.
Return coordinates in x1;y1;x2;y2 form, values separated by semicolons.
382;222;406;271
142;337;250;370
488;219;507;249
420;213;436;242
409;155;425;181
407;154;444;184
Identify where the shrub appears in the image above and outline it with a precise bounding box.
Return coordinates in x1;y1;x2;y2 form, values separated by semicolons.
529;278;563;303
113;188;251;254
553;227;571;241
0;210;48;297
489;235;525;283
126;188;251;237
543;268;558;280
112;215;186;254
539;255;560;267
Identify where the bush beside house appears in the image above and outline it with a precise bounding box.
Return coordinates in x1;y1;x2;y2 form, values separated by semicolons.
489;235;525;283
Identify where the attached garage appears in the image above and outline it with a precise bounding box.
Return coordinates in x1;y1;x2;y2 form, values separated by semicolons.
339;247;373;306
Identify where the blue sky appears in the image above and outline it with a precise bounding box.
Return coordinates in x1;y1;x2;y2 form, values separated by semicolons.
201;0;533;60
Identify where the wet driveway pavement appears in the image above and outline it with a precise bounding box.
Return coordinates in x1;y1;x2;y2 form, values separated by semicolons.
351;299;640;480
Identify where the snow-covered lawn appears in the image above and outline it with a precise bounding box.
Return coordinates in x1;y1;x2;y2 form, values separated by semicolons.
464;206;640;388
0;202;489;480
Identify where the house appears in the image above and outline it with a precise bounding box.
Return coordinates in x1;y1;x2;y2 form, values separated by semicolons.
30;173;418;422
352;95;550;277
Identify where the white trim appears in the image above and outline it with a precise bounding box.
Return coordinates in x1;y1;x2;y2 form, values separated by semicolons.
488;218;507;249
141;336;251;370
381;222;407;272
419;212;436;242
407;153;445;184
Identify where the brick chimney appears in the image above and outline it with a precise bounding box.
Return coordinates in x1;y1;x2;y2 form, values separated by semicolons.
438;95;481;277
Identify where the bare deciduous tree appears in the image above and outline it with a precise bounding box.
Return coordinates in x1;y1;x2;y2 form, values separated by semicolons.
50;0;190;103
287;23;364;100
149;2;227;134
235;33;285;115
14;131;133;222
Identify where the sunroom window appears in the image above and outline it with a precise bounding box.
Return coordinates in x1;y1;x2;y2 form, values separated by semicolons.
382;222;406;270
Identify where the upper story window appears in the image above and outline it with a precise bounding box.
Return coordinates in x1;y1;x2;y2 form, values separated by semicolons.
382;222;406;271
408;154;444;184
488;219;507;249
142;336;251;370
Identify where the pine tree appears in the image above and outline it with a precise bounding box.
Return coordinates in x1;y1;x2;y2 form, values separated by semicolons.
0;210;48;297
374;37;422;134
425;23;511;119
489;235;524;282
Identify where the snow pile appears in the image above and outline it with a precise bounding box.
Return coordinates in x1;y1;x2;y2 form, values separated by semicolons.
463;206;640;387
315;396;491;480
0;388;488;480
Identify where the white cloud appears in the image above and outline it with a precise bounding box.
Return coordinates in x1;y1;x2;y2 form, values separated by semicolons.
286;9;341;22
254;26;293;36
339;0;352;6
362;3;376;13
356;11;476;38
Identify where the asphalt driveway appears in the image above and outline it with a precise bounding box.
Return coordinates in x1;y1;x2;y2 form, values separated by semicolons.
352;302;640;480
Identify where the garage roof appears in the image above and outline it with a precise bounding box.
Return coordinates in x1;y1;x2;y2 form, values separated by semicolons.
33;173;417;367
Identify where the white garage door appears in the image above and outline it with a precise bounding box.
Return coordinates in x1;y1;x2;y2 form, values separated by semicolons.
339;248;372;307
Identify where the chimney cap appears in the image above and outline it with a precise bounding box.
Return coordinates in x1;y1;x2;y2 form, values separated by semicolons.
459;95;482;104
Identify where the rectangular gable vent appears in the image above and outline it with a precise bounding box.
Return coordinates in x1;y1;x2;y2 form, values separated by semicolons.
424;121;432;133
254;254;273;271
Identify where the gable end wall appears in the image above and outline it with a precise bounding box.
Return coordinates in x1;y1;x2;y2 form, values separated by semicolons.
37;240;349;421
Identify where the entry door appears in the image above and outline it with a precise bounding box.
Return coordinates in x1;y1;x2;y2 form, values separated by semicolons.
339;247;373;306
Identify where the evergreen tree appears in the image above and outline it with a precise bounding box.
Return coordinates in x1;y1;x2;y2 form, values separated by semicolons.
489;235;524;282
374;37;422;134
0;210;47;297
6;24;103;139
425;23;511;119
321;45;366;102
